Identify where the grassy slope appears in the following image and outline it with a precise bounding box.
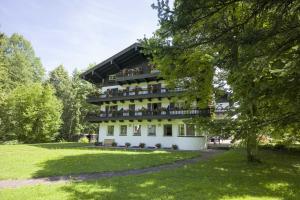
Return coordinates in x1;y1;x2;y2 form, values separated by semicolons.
0;143;198;180
1;149;299;200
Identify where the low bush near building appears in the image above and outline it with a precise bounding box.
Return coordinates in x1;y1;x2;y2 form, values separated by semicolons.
78;137;89;143
139;143;145;148
112;142;118;147
125;142;131;148
155;143;161;149
172;144;178;150
94;141;103;146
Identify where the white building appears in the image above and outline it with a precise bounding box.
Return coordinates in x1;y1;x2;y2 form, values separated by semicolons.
81;43;211;150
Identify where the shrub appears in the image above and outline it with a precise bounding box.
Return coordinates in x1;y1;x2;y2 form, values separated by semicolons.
125;142;131;148
155;143;161;149
94;141;103;146
3;140;20;145
139;143;146;148
172;144;178;150
78;137;89;143
58;138;66;143
112;142;117;147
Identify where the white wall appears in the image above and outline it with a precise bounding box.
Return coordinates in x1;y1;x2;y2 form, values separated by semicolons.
97;80;207;150
98;119;207;150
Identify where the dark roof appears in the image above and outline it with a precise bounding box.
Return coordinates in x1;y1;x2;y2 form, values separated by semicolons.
80;43;147;84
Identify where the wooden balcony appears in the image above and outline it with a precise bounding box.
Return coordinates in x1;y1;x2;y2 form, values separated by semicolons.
86;108;211;122
87;88;185;105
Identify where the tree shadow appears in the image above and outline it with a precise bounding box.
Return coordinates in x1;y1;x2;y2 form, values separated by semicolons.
57;150;300;200
32;151;192;178
29;142;92;149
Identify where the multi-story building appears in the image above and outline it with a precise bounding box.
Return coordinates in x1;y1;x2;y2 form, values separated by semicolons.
80;43;211;150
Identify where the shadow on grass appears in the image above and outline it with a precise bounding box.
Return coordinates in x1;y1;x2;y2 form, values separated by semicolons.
32;151;192;178
57;150;300;200
29;142;92;149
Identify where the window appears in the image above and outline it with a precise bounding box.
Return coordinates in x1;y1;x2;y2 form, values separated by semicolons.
107;125;114;136
148;125;156;136
109;74;116;81
178;124;185;136
120;125;127;136
186;124;196;136
164;124;172;136
133;125;141;136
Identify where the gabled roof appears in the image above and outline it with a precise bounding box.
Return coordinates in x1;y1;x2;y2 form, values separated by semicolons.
80;43;147;84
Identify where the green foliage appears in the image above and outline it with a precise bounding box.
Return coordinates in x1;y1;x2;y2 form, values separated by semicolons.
78;137;89;144
143;0;300;161
48;66;98;141
3;83;62;143
2;140;20;145
0;32;97;143
0;33;44;91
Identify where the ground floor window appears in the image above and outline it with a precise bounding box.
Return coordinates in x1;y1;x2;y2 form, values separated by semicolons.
120;125;127;136
107;125;114;136
164;124;172;136
148;125;156;136
178;124;185;136
133;125;141;136
186;124;196;136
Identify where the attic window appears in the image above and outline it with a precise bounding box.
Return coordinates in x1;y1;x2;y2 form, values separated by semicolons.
109;75;116;81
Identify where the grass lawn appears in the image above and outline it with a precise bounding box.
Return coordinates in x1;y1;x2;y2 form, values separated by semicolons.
1;149;299;200
0;143;199;180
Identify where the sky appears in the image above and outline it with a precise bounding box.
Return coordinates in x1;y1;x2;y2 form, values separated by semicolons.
0;0;159;73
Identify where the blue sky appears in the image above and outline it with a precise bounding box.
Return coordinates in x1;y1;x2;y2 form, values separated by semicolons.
0;0;159;73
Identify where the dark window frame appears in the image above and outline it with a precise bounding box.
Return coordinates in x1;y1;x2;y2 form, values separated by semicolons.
107;125;114;136
164;124;173;136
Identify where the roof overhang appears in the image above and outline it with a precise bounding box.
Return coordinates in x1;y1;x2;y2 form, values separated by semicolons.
80;43;147;84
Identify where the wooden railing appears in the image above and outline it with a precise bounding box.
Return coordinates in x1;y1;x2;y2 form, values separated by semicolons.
87;108;211;121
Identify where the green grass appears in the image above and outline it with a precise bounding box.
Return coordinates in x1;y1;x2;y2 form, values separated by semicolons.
0;143;199;180
1;149;299;200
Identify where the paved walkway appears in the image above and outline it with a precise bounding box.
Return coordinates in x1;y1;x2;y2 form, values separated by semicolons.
0;149;224;189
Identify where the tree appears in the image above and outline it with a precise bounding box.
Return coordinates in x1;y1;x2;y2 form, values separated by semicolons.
0;33;44;91
48;65;74;140
142;0;300;161
71;69;99;135
48;66;98;140
0;32;46;140
3;83;62;143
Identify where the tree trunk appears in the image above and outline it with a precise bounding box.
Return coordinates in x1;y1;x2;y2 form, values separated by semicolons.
245;129;260;162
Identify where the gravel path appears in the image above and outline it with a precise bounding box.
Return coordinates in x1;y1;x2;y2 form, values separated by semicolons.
0;149;224;189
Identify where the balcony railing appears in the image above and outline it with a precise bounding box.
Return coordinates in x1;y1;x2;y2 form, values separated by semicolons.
87;88;185;104
114;67;161;83
86;108;210;122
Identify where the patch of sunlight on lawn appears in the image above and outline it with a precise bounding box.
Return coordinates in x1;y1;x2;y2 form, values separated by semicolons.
139;180;155;188
264;182;290;191
219;195;281;200
214;167;229;172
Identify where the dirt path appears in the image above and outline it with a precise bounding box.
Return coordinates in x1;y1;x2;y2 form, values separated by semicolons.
0;149;225;189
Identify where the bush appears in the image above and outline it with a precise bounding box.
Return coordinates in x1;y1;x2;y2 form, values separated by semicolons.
58;138;66;143
139;143;146;148
172;144;178;150
78;137;89;143
112;142;117;147
94;141;103;146
155;143;161;149
3;140;20;145
125;142;131;148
